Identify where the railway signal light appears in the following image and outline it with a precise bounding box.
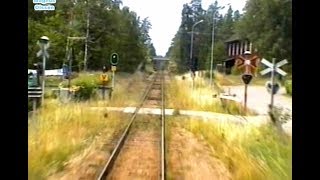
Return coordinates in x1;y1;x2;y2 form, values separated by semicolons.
110;53;119;66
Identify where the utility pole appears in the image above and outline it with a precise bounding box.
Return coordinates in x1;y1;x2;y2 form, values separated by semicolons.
190;20;203;90
209;10;215;88
84;2;90;71
209;4;225;87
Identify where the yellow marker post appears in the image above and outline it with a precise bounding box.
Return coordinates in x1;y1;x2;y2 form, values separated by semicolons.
100;73;109;100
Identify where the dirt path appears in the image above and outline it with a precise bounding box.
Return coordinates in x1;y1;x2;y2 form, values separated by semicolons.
168;127;231;180
106;128;161;180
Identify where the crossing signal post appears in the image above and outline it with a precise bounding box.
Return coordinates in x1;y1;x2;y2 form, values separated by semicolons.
37;36;50;104
260;58;288;113
235;51;260;114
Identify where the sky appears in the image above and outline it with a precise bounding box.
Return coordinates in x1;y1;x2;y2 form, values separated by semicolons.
121;0;247;56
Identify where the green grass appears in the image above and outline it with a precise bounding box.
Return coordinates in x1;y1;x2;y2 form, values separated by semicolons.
170;117;291;180
44;76;63;87
285;80;292;96
28;100;129;179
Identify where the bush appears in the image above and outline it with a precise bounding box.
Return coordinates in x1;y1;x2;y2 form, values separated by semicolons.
45;76;62;87
70;72;79;79
59;73;101;101
285;80;292;95
72;77;98;101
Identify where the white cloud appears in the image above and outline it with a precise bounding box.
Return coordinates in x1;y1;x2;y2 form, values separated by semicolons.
122;0;247;56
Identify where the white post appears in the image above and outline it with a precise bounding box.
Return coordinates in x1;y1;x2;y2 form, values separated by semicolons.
236;42;239;55
112;70;115;88
189;20;203;90
232;43;235;56
84;9;90;71
209;11;215;88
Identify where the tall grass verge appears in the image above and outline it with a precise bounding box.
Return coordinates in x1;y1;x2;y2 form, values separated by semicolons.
215;72;269;86
56;72;147;106
166;78;255;115
28;99;128;179
172;117;291;180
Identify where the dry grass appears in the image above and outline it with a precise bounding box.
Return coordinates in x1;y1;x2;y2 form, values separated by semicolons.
88;72;148;107
28;71;151;179
215;72;269;86
28;99;129;180
168;117;291;180
166;76;256;115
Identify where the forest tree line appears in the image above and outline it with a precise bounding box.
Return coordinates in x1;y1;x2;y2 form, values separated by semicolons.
28;0;157;73
165;0;292;74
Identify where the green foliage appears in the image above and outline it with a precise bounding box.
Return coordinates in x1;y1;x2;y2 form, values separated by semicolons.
235;0;292;63
73;78;97;101
166;1;237;74
59;74;100;101
166;0;291;76
285;80;292;96
45;77;62;87
28;0;155;73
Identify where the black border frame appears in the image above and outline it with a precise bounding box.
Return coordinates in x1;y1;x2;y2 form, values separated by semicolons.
2;0;312;179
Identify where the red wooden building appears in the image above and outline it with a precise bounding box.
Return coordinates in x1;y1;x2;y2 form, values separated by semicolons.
223;35;254;74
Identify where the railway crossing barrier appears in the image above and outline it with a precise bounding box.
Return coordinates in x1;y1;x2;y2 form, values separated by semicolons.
28;87;42;112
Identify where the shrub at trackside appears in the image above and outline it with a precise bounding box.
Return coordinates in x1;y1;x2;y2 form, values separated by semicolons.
61;74;100;101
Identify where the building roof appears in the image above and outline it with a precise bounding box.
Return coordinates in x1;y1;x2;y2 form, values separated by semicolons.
225;34;249;43
223;57;235;62
153;57;170;61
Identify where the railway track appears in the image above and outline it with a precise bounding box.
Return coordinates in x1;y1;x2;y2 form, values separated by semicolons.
97;71;166;180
